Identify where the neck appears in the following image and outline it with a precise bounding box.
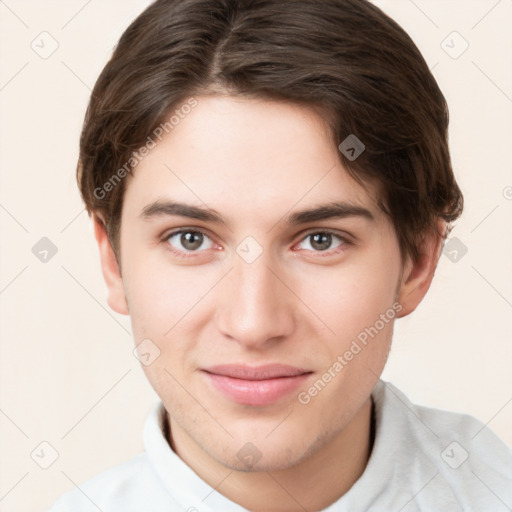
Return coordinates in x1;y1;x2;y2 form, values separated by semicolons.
166;397;375;511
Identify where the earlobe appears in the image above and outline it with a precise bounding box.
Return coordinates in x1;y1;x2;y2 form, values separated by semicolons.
396;221;446;318
92;216;129;316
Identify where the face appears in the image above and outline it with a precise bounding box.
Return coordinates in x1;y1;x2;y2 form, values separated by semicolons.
98;95;434;472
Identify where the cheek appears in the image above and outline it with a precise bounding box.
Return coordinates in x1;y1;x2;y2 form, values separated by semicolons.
293;254;400;342
122;251;221;390
123;247;212;333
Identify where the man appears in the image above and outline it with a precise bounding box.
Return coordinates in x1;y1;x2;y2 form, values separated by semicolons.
49;0;512;510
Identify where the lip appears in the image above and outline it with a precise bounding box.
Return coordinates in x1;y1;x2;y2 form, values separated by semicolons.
202;364;313;406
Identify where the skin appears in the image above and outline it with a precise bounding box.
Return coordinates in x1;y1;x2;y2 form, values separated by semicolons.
94;95;443;511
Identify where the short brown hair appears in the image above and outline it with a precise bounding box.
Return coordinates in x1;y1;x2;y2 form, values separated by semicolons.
78;0;463;264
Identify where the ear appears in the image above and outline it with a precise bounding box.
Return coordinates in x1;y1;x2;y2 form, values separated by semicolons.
396;220;446;318
92;215;129;315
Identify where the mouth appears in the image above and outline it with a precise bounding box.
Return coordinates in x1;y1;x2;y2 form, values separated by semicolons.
201;364;313;406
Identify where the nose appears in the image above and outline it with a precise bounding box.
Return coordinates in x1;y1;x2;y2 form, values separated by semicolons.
215;250;295;350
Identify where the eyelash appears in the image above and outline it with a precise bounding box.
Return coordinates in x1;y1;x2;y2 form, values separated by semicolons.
162;228;352;259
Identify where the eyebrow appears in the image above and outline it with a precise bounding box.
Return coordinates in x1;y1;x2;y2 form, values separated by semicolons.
140;199;374;225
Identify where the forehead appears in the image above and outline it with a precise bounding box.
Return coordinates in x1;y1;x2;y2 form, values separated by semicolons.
122;95;380;224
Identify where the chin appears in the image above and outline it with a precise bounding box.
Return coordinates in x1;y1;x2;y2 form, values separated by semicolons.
208;432;325;473
220;450;303;473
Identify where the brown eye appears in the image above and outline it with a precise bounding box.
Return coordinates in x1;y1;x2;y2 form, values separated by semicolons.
180;232;203;250
310;233;332;251
298;232;345;252
166;230;214;253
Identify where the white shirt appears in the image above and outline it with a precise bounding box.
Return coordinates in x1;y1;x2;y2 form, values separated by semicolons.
47;379;512;511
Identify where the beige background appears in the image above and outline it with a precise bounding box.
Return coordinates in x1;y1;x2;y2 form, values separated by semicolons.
0;1;511;510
